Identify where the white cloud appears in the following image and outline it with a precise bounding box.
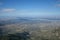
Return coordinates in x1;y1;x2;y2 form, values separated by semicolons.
1;8;16;12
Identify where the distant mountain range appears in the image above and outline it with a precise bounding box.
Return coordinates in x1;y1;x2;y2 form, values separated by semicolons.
0;17;60;26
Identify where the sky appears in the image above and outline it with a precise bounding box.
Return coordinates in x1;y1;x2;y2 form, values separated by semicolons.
0;0;60;18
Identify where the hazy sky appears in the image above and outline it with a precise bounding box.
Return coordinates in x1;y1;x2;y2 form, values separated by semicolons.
0;0;60;18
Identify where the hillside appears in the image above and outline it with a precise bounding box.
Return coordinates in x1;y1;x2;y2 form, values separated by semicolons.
0;17;60;40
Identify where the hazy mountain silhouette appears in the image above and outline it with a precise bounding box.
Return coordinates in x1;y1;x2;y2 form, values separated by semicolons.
0;17;60;26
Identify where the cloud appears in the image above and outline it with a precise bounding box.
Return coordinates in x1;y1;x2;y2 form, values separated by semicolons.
56;0;60;7
0;2;3;5
56;4;60;7
1;8;16;12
